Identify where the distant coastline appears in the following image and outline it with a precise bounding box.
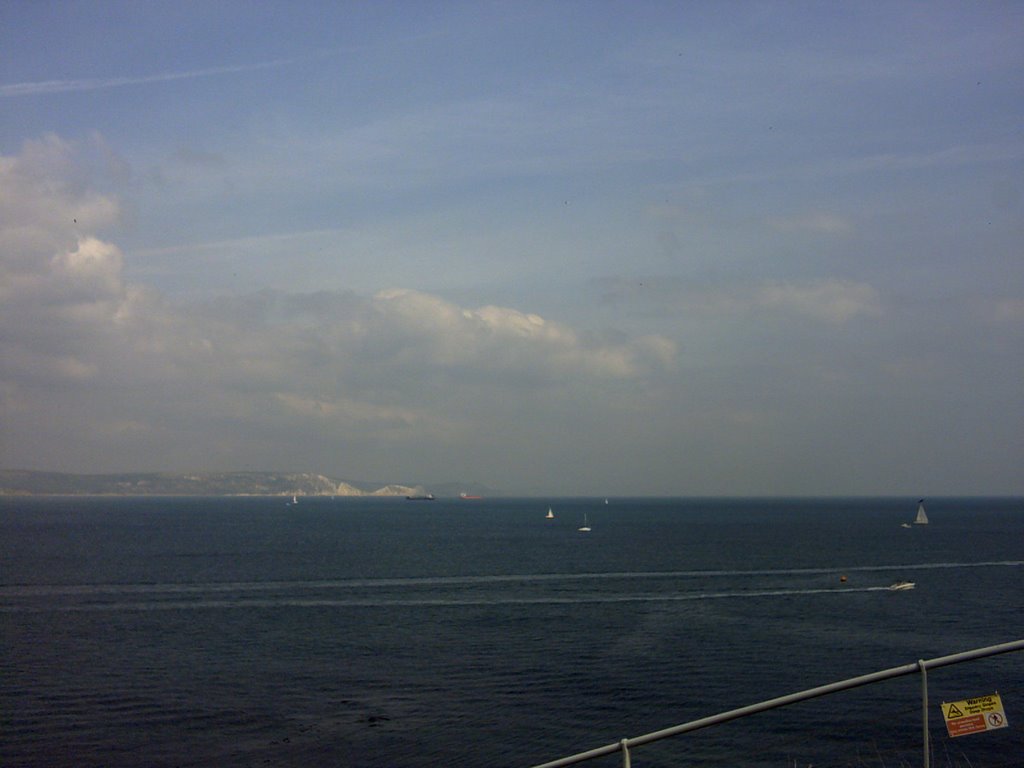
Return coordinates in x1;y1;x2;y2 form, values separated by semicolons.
0;469;492;498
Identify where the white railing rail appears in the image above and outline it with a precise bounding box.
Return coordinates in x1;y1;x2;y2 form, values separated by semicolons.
529;638;1024;768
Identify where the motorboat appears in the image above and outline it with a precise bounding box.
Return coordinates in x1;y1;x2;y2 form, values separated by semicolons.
889;581;916;591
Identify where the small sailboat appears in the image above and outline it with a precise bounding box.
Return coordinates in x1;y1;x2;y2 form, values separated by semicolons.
578;514;591;532
914;499;928;525
546;507;554;519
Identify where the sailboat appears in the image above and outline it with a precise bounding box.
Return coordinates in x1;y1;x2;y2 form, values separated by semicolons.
578;514;591;532
914;499;929;525
546;507;554;519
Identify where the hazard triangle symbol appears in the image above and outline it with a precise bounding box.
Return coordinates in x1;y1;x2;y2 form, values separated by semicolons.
946;704;964;718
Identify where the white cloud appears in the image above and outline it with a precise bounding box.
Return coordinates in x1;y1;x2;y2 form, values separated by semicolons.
0;135;121;269
54;236;124;295
373;288;674;379
757;279;881;323
0;137;676;474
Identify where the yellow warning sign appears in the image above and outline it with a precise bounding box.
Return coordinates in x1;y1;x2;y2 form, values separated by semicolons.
941;693;1008;738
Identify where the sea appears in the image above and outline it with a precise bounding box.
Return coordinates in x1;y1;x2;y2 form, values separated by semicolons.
1;496;1022;768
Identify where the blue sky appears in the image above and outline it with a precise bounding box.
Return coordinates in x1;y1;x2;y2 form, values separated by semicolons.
1;1;1021;495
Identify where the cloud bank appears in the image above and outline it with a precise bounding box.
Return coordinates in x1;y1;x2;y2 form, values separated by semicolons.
0;137;676;484
2;134;1020;495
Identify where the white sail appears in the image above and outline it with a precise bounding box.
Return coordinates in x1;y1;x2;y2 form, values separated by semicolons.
914;500;928;525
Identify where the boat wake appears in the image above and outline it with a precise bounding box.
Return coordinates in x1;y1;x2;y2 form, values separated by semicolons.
0;586;905;612
2;561;1019;613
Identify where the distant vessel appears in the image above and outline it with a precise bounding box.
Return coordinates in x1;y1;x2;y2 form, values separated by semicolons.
546;507;554;519
914;499;929;525
578;514;591;532
889;581;916;591
406;493;435;501
459;492;482;500
287;495;298;505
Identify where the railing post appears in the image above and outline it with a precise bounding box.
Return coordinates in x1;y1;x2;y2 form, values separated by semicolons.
620;738;631;768
918;659;929;768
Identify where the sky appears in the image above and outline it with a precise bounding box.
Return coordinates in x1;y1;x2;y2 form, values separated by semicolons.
1;1;1022;496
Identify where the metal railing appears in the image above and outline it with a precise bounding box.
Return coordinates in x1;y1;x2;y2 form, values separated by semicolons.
530;639;1024;768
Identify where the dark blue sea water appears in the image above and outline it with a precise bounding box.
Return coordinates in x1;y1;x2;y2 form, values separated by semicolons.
2;496;1022;768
